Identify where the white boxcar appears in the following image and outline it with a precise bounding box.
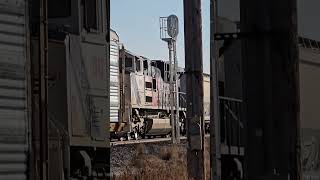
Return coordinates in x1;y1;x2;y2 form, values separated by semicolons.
0;0;30;179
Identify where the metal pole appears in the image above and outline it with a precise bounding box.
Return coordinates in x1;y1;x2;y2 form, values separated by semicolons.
210;0;221;179
173;40;180;143
168;41;176;144
183;0;205;179
240;0;300;178
39;0;49;179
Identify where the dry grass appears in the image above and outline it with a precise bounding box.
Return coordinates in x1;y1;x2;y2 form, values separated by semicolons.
204;139;211;180
112;140;211;180
112;144;187;180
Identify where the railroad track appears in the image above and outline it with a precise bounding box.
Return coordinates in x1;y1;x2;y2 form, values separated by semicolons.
110;135;210;146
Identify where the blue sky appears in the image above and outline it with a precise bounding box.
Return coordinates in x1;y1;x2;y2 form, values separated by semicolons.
111;0;211;73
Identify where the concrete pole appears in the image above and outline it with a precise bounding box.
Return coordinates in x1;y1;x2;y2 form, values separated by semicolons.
168;41;176;144
183;0;205;179
210;0;221;179
173;40;180;143
240;0;300;178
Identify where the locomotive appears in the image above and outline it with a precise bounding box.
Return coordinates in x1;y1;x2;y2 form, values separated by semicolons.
109;29;212;140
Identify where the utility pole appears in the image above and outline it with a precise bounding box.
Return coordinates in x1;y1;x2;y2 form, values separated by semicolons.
183;0;205;179
240;0;300;179
210;0;221;179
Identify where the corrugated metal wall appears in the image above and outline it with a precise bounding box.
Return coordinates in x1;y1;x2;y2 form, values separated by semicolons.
110;35;119;123
0;0;29;179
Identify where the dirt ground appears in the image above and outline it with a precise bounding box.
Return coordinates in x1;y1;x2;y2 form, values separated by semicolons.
111;139;210;180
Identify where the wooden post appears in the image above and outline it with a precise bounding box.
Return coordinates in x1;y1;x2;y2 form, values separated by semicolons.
183;0;205;179
210;0;221;179
240;0;300;179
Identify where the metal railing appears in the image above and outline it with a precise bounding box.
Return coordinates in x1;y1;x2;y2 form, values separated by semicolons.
298;36;320;51
219;96;244;150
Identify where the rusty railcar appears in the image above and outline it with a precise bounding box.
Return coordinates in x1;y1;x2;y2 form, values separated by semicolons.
31;0;110;179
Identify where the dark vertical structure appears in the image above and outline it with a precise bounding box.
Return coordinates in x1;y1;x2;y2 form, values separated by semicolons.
210;0;221;179
30;0;49;179
240;0;300;179
183;0;205;179
106;0;111;177
39;0;49;179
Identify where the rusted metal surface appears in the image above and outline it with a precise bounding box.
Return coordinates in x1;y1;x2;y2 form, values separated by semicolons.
0;0;30;179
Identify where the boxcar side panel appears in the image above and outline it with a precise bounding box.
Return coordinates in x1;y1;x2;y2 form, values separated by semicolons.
0;0;30;179
68;35;108;147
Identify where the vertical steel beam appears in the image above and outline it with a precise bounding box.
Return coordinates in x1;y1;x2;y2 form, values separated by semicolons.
240;0;300;179
168;41;176;144
210;0;221;179
173;40;180;143
39;0;49;179
183;0;205;179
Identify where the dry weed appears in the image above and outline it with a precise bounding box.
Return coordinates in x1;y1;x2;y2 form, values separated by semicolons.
112;144;188;180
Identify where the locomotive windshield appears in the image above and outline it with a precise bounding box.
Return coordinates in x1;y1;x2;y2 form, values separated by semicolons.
135;59;141;72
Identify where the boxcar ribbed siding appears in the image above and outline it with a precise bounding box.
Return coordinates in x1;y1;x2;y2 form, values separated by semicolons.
110;40;119;123
0;0;28;179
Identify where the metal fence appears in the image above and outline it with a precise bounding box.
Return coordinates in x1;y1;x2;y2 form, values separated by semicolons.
219;96;244;149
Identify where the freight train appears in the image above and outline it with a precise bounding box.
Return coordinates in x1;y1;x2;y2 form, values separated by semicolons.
109;29;215;140
108;27;245;179
110;29;187;139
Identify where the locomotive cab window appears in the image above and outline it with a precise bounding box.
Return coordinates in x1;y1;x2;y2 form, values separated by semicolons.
143;60;149;75
146;96;152;103
146;82;152;89
135;59;141;72
125;57;134;72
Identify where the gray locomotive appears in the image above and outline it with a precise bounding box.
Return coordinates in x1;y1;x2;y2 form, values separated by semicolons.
109;30;213;140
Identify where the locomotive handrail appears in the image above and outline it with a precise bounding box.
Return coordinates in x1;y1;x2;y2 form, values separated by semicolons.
219;97;244;150
218;96;242;103
222;103;244;128
298;36;320;52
